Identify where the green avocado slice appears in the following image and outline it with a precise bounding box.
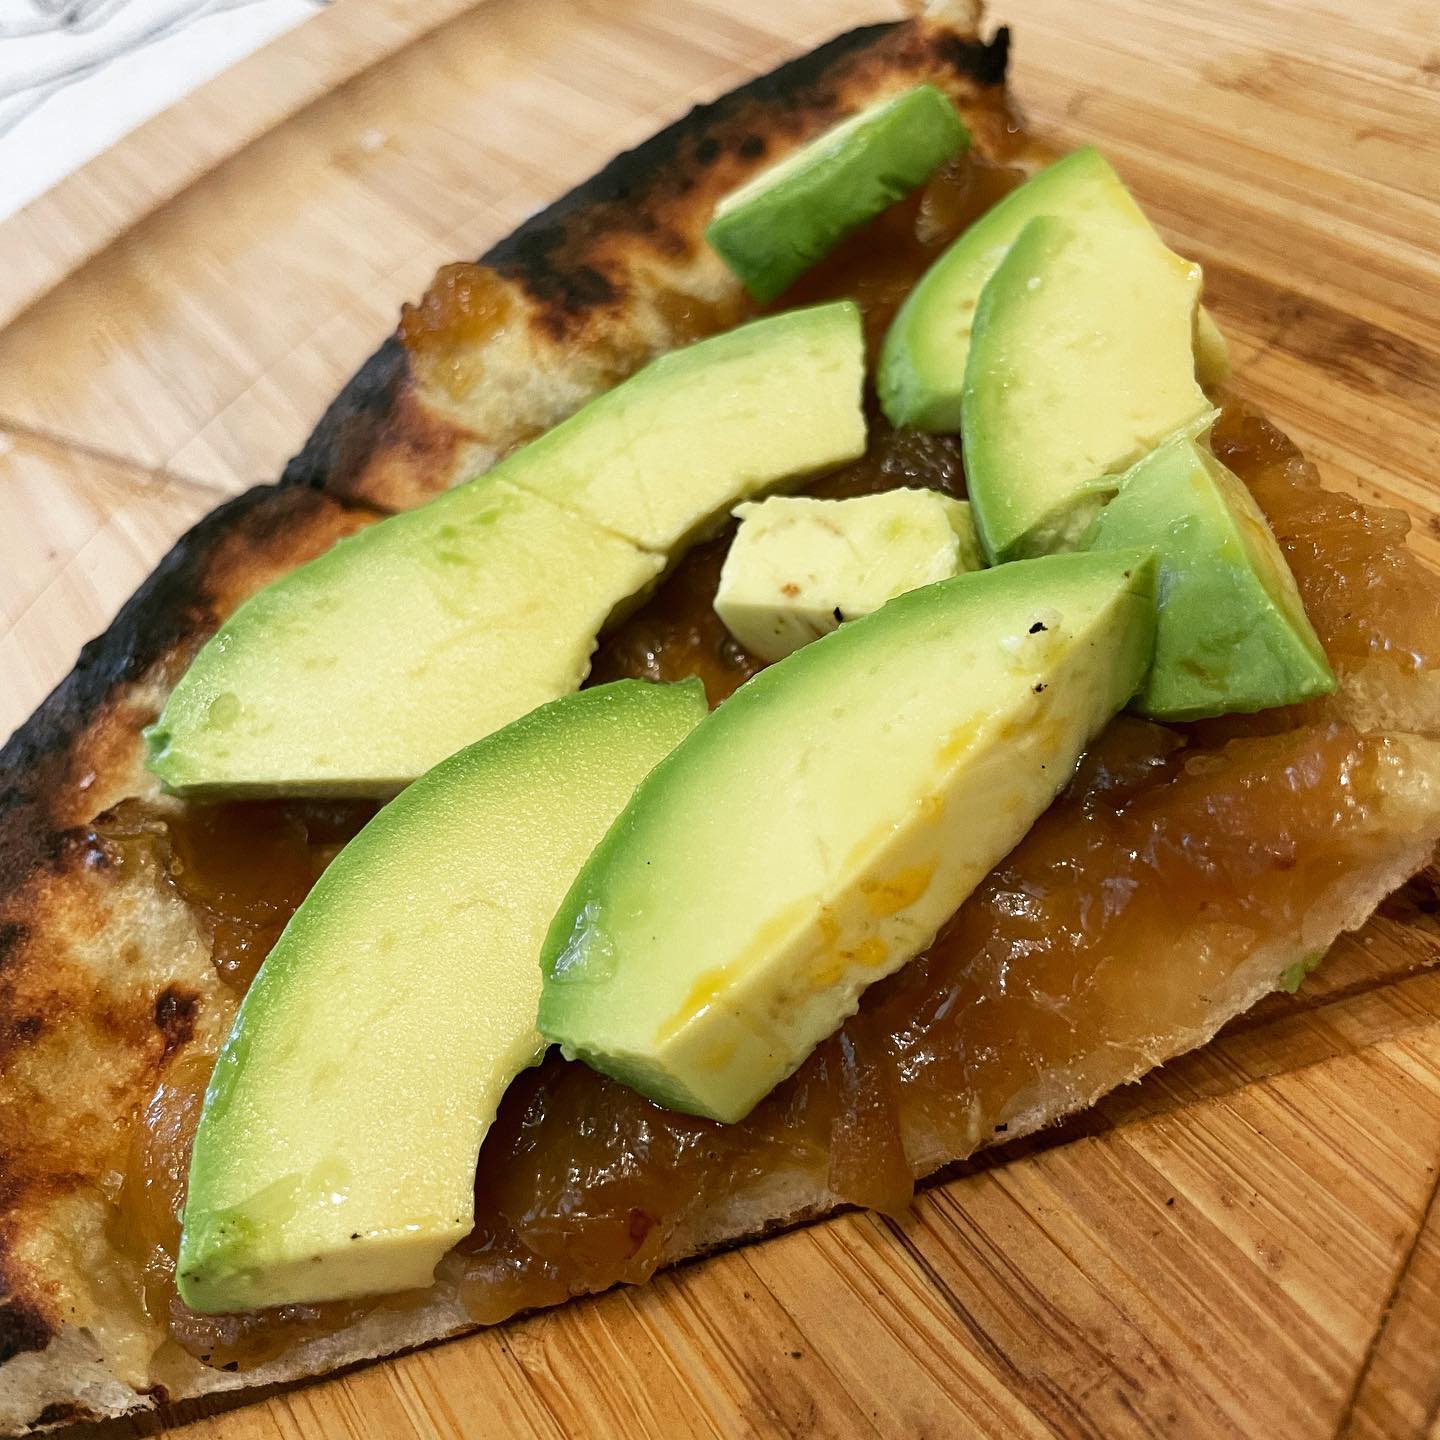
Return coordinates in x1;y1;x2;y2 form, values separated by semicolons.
878;146;1229;432
538;550;1158;1125
961;215;1213;563
705;84;969;303
1084;433;1334;720
177;678;707;1313
145;303;865;797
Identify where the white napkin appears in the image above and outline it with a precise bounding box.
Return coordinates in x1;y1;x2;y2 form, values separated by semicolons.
0;0;325;224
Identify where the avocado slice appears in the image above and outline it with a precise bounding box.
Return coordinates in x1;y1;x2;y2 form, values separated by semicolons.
1194;307;1231;388
877;146;1229;431
714;489;984;662
145;303;865;797
962;216;1213;563
538;550;1158;1124
509;302;867;552
1084;433;1334;719
705;84;969;304
178;679;707;1312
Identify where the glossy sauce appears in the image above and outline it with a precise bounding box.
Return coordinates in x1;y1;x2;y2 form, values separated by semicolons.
107;150;1440;1368
96;798;379;990
399;262;516;402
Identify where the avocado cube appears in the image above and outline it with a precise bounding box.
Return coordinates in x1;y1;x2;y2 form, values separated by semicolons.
713;489;985;662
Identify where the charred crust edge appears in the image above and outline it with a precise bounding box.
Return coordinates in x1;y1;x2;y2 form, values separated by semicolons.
0;1299;54;1367
478;23;903;312
280;338;409;497
34;1400;86;1427
0;485;338;893
281;19;1009;498
943;24;1009;87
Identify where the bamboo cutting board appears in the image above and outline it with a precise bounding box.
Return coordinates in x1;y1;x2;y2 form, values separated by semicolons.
3;0;1440;1436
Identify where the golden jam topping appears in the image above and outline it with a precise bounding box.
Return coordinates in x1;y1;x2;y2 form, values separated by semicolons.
110;1052;214;1324
96;799;377;990
399;262;516;401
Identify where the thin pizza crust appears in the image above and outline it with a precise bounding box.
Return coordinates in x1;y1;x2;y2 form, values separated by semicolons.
2;4;1438;1434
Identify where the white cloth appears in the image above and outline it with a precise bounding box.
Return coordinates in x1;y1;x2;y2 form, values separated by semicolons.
0;0;325;224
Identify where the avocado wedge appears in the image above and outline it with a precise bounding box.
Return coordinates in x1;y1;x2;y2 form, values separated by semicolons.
1084;433;1334;719
878;146;1229;431
538;550;1158;1124
178;679;707;1312
706;84;969;303
961;216;1213;562
714;488;984;662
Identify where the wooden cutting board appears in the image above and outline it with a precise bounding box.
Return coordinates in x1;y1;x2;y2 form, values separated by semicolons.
3;0;1438;1435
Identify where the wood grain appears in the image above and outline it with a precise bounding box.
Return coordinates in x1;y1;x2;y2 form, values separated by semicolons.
2;0;1438;1435
0;430;222;740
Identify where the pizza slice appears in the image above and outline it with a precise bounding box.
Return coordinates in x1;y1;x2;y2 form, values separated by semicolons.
3;3;1440;1434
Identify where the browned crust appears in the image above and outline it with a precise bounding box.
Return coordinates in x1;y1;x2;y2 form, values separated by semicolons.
0;486;374;882
470;24;1006;326
285;19;1011;511
0;484;378;1385
0;15;1009;1426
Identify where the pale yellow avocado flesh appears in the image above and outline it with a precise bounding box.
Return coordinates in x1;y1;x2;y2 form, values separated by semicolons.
538;551;1158;1124
1194;307;1231;387
962;216;1213;563
177;680;707;1312
146;303;866;797
713;488;984;661
878;145;1229;431
148;482;662;797
500;303;868;553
